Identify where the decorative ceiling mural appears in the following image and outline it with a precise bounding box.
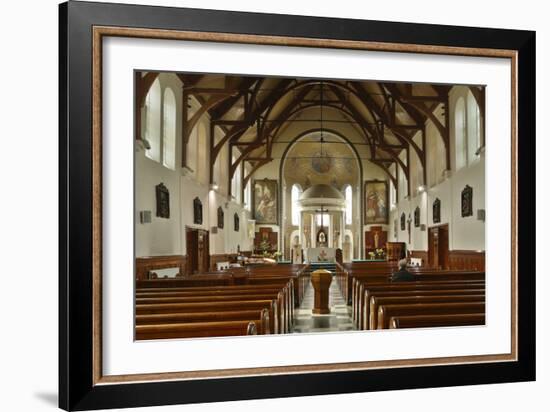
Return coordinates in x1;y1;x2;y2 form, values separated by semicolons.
283;134;359;189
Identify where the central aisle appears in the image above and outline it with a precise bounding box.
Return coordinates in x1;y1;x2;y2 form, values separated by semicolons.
292;278;355;333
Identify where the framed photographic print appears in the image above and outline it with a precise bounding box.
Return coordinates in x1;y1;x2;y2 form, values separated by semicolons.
59;1;535;411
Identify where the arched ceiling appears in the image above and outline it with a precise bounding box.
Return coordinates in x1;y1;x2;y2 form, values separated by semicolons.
136;72;484;197
282;132;359;190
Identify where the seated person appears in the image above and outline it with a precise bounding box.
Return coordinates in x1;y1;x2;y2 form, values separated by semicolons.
390;259;415;282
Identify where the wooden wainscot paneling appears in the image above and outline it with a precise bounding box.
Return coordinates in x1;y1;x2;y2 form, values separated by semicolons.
449;250;485;271
410;250;429;266
135;255;187;280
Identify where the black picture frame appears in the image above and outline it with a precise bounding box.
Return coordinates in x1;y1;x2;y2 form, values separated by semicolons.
433;198;441;224
462;185;474;217
59;1;535;410
193;197;202;225
217;206;224;229
234;213;240;232
414;206;420;227
155;183;169;219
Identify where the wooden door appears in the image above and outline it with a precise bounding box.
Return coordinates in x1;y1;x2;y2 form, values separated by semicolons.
428;224;449;269
439;225;449;269
428;227;439;268
197;230;209;273
186;228;198;274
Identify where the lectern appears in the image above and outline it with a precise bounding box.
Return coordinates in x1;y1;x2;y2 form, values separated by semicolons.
310;269;332;314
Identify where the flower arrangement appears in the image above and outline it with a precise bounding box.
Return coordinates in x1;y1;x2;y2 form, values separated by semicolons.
368;249;386;260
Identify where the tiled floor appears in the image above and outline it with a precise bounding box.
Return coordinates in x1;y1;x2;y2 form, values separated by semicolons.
292;278;355;333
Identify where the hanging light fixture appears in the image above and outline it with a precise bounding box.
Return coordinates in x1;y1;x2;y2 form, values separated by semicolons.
312;81;331;174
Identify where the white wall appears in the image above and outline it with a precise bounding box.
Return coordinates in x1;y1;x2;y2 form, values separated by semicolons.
389;86;485;252
135;73;253;257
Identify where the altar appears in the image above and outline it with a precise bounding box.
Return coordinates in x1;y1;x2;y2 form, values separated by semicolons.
305;247;336;263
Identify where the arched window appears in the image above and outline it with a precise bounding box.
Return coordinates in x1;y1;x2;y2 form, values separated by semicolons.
244;180;252;211
162;88;176;170
187;127;198;173
344;185;353;224
230;154;241;202
197;123;208;184
316;213;329;227
144;78;161;162
467;91;481;164
291;184;302;226
455;92;481;171
455;96;467;171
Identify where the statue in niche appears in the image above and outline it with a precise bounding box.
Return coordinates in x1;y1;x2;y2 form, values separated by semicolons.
400;213;406;231
374;231;380;248
461;185;473;217
155;183;170;219
193;197;202;224
317;229;327;246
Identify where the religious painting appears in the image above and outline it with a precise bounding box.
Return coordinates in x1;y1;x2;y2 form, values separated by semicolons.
155;183;169;218
193;197;202;225
414;207;420;227
462;185;473;217
433;198;441;224
400;212;406;230
253;179;278;224
217;206;224;229
234;213;239;232
364;180;388;224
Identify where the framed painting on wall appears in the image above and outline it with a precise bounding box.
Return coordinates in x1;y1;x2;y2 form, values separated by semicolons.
364;180;388;224
253;179;278;224
59;1;535;410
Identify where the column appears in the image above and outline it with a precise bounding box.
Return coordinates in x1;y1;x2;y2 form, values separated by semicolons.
299;210;304;246
311;213;317;247
328;213;333;248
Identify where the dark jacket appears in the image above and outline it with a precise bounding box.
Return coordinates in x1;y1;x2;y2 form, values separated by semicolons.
390;268;415;282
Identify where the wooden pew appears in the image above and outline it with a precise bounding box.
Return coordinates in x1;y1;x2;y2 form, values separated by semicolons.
353;277;484;327
377;302;485;329
369;294;485;329
136;309;270;334
359;282;485;329
136;300;279;334
136;320;259;340
137;282;292;333
136;291;288;333
389;313;485;329
352;271;484;323
361;287;485;330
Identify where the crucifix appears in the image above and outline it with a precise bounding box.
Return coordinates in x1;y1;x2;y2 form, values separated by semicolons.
406;213;412;244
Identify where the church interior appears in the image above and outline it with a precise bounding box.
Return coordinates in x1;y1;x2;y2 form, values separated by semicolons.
134;72;486;339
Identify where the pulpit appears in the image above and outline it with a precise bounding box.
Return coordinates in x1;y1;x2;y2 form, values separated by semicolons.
311;269;332;314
